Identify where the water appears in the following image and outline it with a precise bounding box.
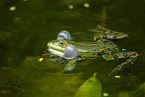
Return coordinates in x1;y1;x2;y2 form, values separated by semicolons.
0;0;145;97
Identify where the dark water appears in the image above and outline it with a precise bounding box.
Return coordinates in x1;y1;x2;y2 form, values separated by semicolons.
0;0;145;97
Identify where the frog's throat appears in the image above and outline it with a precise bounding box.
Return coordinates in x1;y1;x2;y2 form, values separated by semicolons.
48;48;64;57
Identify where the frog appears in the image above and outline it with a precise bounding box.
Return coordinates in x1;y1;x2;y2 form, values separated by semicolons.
47;26;138;75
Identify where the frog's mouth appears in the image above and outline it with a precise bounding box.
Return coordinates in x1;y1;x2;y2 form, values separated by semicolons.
48;47;64;58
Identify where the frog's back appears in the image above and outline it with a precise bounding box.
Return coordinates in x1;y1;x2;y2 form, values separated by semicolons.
69;40;118;53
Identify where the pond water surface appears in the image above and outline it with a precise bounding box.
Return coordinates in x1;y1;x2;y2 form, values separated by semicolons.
0;0;145;97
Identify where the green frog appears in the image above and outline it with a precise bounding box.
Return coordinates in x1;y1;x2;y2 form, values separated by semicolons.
47;26;138;74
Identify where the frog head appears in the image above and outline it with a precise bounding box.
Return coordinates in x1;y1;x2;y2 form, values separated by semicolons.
47;40;68;57
47;31;77;59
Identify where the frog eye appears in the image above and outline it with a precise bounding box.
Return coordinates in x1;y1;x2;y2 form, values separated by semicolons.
59;41;66;47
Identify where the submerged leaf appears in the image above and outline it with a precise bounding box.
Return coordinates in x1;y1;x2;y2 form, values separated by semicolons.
75;73;102;97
